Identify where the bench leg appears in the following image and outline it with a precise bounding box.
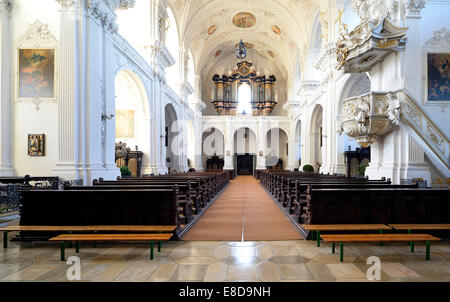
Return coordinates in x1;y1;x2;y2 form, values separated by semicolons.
379;229;384;246
426;241;430;261
75;241;80;254
150;241;154;260
158;231;162;252
408;229;414;252
3;231;9;248
316;230;320;247
60;241;66;261
68;231;72;248
332;242;335;254
93;231;97;248
340;243;344;262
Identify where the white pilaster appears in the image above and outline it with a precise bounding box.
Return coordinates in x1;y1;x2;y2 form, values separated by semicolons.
223;119;234;170
52;0;80;180
0;0;13;176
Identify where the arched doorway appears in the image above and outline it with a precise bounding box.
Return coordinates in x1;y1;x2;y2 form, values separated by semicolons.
234;127;257;175
186;120;196;170
310;104;323;172
164;104;180;173
201;127;225;170
165;7;181;92
265;128;288;170
337;73;371;175
114;70;150;177
294;120;302;169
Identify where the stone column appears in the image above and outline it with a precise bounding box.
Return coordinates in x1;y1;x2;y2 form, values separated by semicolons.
286;122;297;170
255;117;266;170
223;118;234;170
404;0;425;100
0;0;13;176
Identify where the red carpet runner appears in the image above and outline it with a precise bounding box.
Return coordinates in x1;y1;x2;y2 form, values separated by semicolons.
183;175;301;241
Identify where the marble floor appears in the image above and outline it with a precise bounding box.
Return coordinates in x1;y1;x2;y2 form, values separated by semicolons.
0;235;449;282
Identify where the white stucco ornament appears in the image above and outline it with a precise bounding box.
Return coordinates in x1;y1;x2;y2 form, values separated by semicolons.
338;92;401;147
335;17;408;73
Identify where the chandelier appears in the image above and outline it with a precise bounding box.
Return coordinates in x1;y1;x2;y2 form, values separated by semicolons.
236;39;247;60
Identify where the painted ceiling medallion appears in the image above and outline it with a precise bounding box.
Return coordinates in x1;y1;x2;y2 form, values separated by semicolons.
268;50;275;57
208;25;217;35
214;50;222;57
232;12;256;28
272;25;281;35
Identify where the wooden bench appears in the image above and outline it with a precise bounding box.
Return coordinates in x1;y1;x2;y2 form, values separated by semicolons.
388;224;450;252
49;233;173;261
301;224;392;247
0;225;177;249
320;234;441;262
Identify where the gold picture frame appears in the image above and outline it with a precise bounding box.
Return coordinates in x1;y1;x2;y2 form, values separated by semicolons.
28;134;45;156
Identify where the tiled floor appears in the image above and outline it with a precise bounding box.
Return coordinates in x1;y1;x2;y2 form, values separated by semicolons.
1;236;449;282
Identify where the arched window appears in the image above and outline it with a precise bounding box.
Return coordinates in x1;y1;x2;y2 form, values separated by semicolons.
237;83;252;115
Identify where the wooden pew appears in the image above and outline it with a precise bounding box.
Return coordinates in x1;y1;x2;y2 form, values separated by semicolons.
290;183;418;221
302;187;450;225
16;189;181;239
66;184;195;223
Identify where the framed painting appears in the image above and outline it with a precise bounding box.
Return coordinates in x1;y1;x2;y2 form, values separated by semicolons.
28;134;45;156
115;110;135;138
18;49;55;99
426;53;450;102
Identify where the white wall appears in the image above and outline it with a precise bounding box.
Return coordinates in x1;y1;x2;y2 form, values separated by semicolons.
415;2;450;137
11;0;60;176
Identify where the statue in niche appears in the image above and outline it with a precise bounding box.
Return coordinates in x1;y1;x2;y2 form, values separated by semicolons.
386;93;401;125
159;16;170;44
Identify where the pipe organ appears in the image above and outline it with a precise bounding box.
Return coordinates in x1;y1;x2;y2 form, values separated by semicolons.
212;61;277;116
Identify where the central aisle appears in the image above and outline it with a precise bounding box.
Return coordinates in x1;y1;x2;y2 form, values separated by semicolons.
183;175;302;241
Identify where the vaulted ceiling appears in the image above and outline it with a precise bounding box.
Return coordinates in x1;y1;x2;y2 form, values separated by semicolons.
167;0;329;81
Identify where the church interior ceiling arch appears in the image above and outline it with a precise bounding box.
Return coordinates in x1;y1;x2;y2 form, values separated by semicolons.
167;0;326;116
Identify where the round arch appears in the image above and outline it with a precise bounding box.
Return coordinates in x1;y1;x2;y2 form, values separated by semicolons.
186;119;196;169
265;128;289;169
308;12;323;79
310;104;323;172
233;127;257;155
166;7;181;92
294;120;302;169
201;127;225;169
335;73;371;174
164;103;180;173
114;70;151;176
